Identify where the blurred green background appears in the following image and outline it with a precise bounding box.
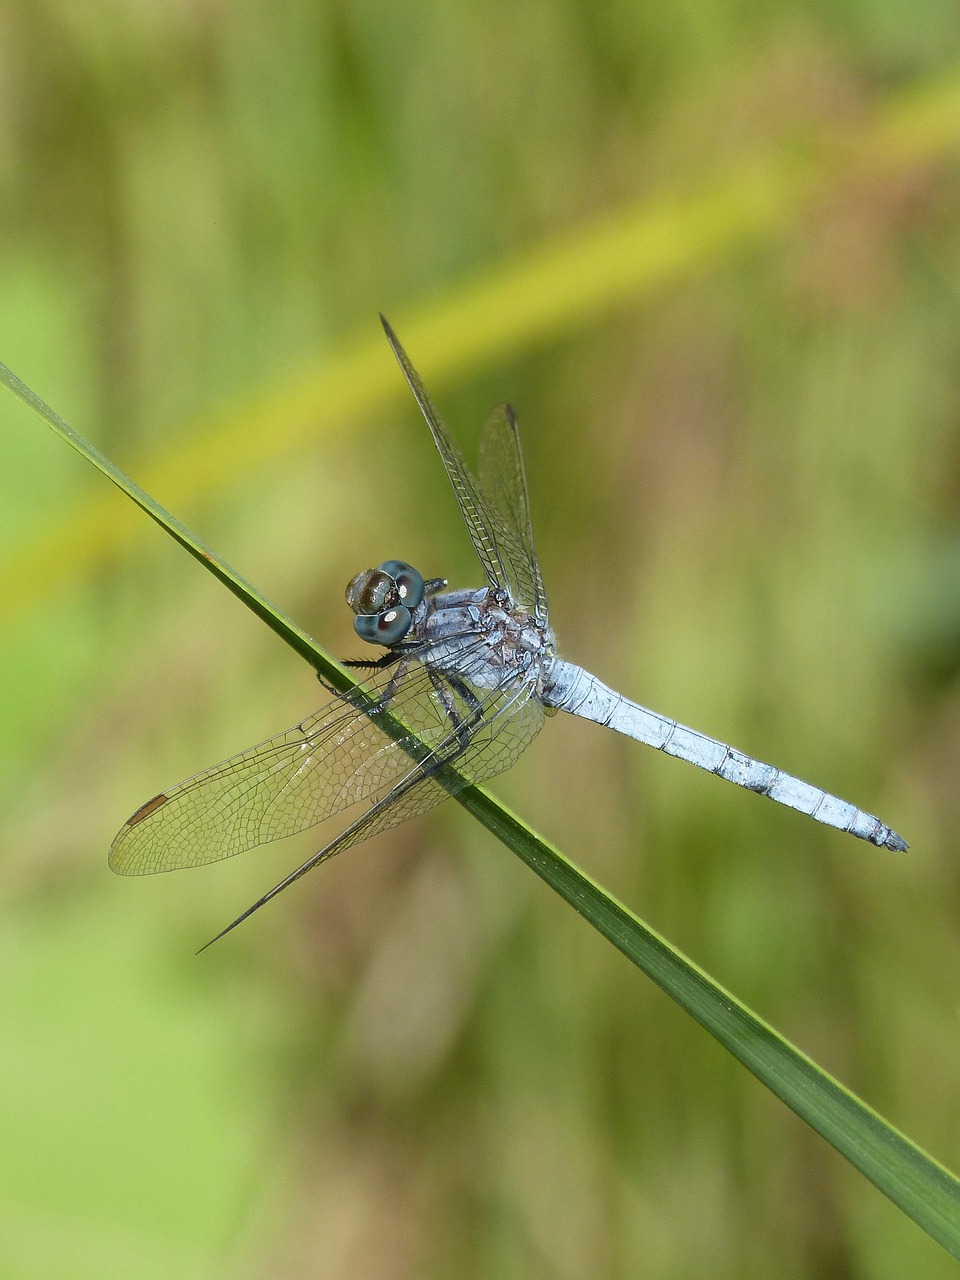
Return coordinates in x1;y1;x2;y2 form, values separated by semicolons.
1;2;959;1277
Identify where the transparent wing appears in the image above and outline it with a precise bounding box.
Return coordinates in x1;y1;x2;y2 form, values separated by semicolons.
380;316;547;620
199;667;546;947
282;674;544;878
478;403;547;625
109;638;543;876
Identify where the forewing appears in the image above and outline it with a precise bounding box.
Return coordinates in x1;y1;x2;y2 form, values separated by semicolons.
478;403;547;623
381;316;533;607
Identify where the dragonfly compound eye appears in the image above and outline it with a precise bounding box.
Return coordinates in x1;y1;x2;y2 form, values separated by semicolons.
353;605;413;647
377;560;425;609
345;568;396;616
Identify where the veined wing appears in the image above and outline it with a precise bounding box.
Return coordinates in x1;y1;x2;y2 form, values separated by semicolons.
110;634;545;876
110;645;496;875
197;656;547;947
478;403;547;625
380;316;546;618
244;670;545;890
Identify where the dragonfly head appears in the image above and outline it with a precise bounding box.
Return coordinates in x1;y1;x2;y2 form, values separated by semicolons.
345;560;426;646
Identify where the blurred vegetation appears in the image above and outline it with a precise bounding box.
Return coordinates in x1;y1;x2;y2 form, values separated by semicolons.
1;2;960;1277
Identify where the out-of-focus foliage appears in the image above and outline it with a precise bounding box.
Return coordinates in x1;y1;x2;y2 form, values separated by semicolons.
1;3;959;1277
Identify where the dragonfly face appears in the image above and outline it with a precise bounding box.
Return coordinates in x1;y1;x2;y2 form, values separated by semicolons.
346;559;426;646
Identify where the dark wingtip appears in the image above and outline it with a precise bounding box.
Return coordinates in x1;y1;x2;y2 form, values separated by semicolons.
195;898;266;954
379;314;406;368
195;926;231;956
885;831;909;853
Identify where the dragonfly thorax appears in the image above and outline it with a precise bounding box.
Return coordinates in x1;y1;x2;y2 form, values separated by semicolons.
417;585;553;694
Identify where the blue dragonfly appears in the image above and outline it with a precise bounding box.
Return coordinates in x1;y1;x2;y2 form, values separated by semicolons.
110;317;907;945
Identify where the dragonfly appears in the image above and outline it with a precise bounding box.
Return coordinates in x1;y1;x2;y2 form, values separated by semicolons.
110;316;907;947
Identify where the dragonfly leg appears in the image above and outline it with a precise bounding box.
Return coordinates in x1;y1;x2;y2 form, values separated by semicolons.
425;668;496;762
373;655;415;715
341;630;430;672
315;670;339;694
446;673;484;721
426;670;474;755
340;651;403;672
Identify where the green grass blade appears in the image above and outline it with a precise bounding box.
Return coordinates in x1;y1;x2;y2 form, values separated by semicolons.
457;791;960;1260
3;361;959;1259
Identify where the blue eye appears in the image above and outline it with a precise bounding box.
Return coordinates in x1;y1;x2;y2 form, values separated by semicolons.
346;562;424;647
377;561;425;610
353;605;413;647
